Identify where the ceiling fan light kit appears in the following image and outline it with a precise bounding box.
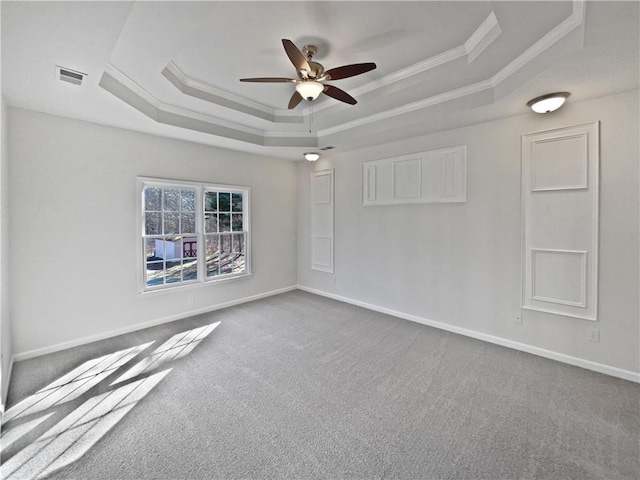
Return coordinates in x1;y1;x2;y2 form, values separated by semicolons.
527;92;570;113
296;81;324;101
240;39;377;109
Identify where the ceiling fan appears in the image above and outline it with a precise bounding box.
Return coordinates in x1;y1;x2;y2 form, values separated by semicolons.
240;39;377;109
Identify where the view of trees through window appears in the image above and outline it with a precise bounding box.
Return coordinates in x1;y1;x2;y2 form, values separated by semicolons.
204;191;246;278
142;181;248;290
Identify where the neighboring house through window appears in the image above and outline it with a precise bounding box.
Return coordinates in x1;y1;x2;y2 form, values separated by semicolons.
139;178;250;291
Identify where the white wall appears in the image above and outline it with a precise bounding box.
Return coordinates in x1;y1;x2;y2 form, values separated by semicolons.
1;97;13;405
298;90;640;377
8;108;298;356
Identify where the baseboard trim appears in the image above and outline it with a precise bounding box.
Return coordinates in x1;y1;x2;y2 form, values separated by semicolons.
297;286;640;383
1;355;14;411
13;286;297;362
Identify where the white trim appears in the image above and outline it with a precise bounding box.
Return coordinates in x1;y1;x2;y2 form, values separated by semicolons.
101;3;585;146
164;61;275;116
531;249;588;308
521;122;599;321
1;355;14;410
101;64;315;148
12;286;297;362
296;286;639;384
493;0;585;85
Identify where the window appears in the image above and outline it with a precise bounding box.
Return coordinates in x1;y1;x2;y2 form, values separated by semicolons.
139;178;250;291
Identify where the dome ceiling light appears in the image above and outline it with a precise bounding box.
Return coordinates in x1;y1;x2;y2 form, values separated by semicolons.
527;92;570;113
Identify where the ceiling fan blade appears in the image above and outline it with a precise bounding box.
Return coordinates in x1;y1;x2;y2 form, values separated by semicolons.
324;63;377;80
240;77;296;83
282;39;311;72
288;91;303;109
323;85;357;105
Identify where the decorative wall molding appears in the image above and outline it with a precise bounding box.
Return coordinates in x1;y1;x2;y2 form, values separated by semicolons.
531;249;588;308
531;134;588;191
296;286;640;383
521;122;599;321
363;145;466;206
311;169;334;273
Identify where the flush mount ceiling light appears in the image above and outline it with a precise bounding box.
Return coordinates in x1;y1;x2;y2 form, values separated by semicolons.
303;152;320;162
527;92;570;113
295;81;325;101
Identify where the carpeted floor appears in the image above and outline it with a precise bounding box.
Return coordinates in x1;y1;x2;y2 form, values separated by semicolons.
2;290;639;479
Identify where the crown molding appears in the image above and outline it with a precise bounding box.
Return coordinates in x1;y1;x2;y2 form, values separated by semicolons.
493;0;585;85
100;63;316;148
318;79;494;137
304;10;502;116
162;61;303;124
318;1;585;138
101;1;585;149
465;11;502;63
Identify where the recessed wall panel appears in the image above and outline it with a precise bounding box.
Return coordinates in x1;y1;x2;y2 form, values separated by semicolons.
311;169;334;273
393;158;422;199
531;249;587;307
531;134;588;191
363;146;466;206
522;123;598;320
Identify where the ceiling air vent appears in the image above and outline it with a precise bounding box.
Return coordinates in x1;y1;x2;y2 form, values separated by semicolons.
55;66;87;86
319;146;335;151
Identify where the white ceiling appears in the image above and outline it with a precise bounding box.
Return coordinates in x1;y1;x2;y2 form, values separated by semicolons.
2;1;638;161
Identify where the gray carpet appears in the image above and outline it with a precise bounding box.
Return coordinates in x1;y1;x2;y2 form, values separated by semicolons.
2;290;638;479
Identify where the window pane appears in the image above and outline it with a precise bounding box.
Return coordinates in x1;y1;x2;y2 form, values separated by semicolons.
220;235;233;274
232;233;245;253
144;187;161;211
205;192;218;212
181;212;196;234
233;234;246;273
164;188;180;211
206;235;220;277
163;212;179;234
165;260;183;284
156;238;180;260
219;192;231;211
146;261;164;287
219;213;231;232
232;193;243;212
145;212;161;235
234;252;245;273
181;189;196;211
183;258;198;281
145;238;159;260
205;213;218;233
231;214;243;232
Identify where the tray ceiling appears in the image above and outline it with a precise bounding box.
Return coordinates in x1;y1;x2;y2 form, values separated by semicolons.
2;1;638;160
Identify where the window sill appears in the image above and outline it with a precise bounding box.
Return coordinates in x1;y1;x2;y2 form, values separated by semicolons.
140;272;252;296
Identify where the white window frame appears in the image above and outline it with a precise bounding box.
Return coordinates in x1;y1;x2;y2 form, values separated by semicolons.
137;177;251;293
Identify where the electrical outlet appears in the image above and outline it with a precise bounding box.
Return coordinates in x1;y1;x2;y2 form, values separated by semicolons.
514;313;522;324
187;295;195;305
587;327;600;343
